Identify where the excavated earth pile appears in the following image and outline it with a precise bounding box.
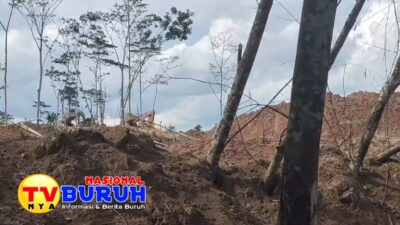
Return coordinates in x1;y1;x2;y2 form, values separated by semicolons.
0;126;267;225
168;91;400;225
0;92;399;225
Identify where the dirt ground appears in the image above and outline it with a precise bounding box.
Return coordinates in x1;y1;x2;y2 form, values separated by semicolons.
0;91;399;225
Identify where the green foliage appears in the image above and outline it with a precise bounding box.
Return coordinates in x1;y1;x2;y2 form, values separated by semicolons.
160;7;194;41
194;124;202;131
32;101;51;121
82;0;194;67
0;111;13;125
46;112;59;124
16;0;194;121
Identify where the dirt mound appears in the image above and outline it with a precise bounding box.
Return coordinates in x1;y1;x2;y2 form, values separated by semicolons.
0;127;269;225
0;91;399;225
170;91;400;163
167;91;400;224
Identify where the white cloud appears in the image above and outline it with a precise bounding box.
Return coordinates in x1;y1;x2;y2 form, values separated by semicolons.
155;93;219;130
1;0;400;131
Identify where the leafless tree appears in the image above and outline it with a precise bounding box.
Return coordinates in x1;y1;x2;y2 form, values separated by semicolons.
0;0;19;126
207;0;273;182
209;32;237;116
18;0;63;124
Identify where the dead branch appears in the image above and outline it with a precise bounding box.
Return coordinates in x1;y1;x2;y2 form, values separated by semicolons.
17;123;43;138
373;146;400;163
235;117;267;169
225;78;291;145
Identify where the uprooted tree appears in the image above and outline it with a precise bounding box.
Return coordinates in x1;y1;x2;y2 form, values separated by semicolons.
207;0;273;182
278;0;337;224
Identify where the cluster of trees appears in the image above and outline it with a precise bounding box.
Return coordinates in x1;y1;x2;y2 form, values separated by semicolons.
0;0;193;125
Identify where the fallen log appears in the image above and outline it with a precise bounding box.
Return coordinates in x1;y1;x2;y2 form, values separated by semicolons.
17;123;43;138
373;146;400;163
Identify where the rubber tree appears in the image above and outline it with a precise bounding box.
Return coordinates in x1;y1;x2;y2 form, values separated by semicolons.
0;0;19;126
278;0;337;224
354;55;400;177
263;0;366;193
206;0;273;182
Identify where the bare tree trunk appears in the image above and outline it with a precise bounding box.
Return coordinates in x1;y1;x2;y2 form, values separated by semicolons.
237;43;243;63
95;64;99;122
206;0;273;182
329;0;365;66
139;71;142;115
220;69;223;116
373;146;400;163
354;56;400;176
4;27;8;125
263;0;366;194
1;3;16;126
127;8;132;115
278;0;337;224
120;66;125;125
101;88;106;125
37;40;44;124
128;71;132;114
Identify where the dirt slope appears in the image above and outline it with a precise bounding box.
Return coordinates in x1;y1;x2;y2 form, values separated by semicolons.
0;91;399;225
168;91;400;225
0;126;267;225
170;91;400;163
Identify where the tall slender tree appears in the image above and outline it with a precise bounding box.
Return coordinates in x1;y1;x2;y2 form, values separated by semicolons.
18;0;63;124
0;0;19;126
278;0;337;224
263;0;367;193
207;0;273;182
80;13;113;124
88;1;193;124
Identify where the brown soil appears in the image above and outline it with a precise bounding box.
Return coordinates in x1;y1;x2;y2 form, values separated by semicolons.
0;126;265;225
168;91;400;224
0;91;399;225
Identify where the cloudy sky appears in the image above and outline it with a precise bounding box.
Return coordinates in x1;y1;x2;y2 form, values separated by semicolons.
0;0;399;130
